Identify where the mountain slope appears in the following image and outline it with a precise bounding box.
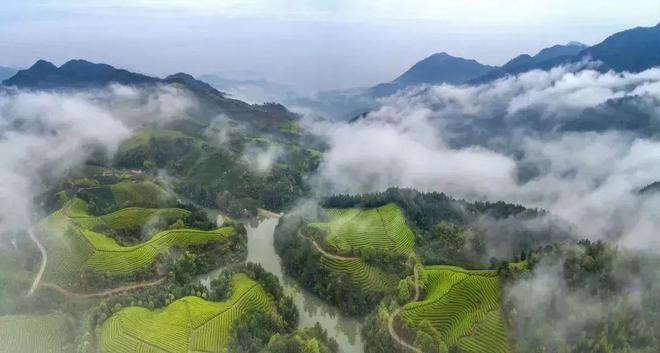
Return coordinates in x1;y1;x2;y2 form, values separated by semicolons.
579;24;660;72
3;59;159;89
472;24;659;83
395;52;496;86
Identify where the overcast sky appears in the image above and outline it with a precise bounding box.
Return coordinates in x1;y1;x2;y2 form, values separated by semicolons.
0;1;658;90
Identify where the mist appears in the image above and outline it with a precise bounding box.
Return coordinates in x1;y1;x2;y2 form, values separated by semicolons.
0;85;196;240
304;65;660;252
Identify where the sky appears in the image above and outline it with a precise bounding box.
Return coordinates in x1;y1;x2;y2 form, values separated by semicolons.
0;0;658;90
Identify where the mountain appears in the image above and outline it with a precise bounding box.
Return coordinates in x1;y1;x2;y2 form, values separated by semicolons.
395;52;496;86
365;52;496;98
471;42;588;83
2;59;159;89
579;24;660;72
472;24;659;83
0;66;18;82
164;72;223;96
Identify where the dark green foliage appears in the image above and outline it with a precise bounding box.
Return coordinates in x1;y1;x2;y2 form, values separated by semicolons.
228;311;286;353
322;188;539;231
209;263;298;331
264;323;339;353
504;240;660;353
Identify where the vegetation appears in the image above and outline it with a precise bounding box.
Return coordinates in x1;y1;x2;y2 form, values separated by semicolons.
314;203;415;257
0;313;73;353
503;240;660;353
397;266;508;353
264;324;340;353
100;274;275;353
276;204;416;316
37;197;242;289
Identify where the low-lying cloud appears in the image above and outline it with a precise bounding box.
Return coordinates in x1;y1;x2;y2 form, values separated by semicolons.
305;65;660;252
0;84;196;238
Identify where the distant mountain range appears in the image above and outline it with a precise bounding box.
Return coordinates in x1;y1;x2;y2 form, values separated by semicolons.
1;59;224;98
0;66;18;82
373;24;658;94
297;23;660;118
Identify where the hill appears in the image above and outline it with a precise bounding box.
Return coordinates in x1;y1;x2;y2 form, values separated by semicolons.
100;273;275;353
2;59;159;89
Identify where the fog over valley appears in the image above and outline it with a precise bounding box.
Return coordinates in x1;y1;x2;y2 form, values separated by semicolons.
0;3;659;353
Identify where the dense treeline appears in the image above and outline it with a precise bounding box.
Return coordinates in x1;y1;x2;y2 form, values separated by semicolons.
503;240;660;353
323;188;567;268
212;263;299;353
322;187;540;230
264;324;340;353
274;215;385;316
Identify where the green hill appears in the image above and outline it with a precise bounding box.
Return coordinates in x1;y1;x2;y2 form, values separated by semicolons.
400;265;509;353
100;273;275;353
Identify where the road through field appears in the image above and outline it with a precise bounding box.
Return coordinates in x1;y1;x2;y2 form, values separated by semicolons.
27;227;47;296
388;263;422;353
297;230;358;261
39;278;165;299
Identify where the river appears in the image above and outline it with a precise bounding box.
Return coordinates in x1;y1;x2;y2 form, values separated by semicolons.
199;216;365;353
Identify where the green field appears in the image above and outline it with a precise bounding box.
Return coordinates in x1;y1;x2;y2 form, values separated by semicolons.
69;201;190;233
100;273;274;353
317;203;415;256
320;256;399;292
79;181;176;212
39;198;234;285
400;265;509;353
0;313;73;353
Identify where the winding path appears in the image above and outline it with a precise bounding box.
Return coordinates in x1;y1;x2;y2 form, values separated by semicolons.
299;225;422;351
388;262;422;353
27;227;47;296
297;230;358;261
39;278;166;299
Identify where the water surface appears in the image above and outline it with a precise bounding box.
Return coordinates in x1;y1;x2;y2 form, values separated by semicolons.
199;216;365;353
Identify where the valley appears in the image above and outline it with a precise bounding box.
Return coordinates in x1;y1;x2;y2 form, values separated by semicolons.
0;17;658;353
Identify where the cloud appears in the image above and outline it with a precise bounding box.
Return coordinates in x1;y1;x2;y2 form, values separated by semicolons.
0;84;196;238
307;66;660;252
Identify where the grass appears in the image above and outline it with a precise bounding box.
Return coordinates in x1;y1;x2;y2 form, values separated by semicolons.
100;273;274;353
39;198;234;285
316;203;415;256
400;265;509;353
0;313;73;353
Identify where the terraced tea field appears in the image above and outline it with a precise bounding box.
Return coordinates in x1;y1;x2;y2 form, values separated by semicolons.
100;274;274;353
38;199;234;286
0;313;73;353
79;180;176;212
320;256;399;292
317;203;415;256
70;206;190;233
400;265;509;353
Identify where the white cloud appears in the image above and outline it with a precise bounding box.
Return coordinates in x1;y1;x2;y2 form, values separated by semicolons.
308;66;660;252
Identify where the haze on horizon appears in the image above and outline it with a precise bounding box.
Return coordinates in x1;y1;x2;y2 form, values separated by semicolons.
0;0;658;90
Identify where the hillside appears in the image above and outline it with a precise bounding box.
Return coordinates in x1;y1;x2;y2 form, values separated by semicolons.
471;24;660;83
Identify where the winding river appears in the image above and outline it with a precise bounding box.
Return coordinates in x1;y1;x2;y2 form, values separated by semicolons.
200;216;365;353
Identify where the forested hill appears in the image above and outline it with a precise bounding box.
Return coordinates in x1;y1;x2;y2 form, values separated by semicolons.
323;187;542;229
